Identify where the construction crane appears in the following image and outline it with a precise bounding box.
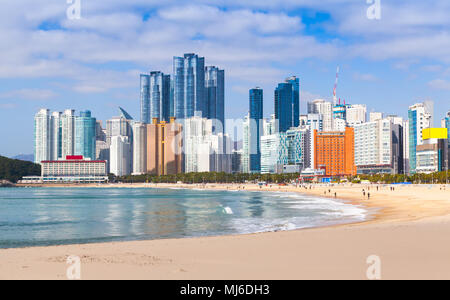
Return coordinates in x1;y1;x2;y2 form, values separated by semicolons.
332;66;340;106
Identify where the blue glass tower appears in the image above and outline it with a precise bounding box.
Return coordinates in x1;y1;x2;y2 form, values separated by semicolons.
275;82;294;133
149;71;171;122
285;76;300;128
140;74;150;123
408;109;418;173
75;110;96;160
173;53;205;120
249;88;263;173
205;66;225;133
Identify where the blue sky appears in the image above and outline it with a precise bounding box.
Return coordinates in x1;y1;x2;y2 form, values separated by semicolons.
0;0;449;157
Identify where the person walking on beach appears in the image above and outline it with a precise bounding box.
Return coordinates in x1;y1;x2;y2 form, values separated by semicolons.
368;192;370;199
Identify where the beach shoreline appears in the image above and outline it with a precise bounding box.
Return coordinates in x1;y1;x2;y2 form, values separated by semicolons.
2;183;450;279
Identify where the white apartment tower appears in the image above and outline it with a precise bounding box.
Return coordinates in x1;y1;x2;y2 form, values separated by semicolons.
110;136;131;177
61;109;75;159
132;122;147;175
34;109;51;164
308;99;333;131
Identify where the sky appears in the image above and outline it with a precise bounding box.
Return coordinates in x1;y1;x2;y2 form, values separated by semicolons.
0;0;449;157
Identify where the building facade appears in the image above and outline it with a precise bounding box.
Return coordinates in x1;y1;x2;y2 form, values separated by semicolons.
25;155;107;183
110;136;132;177
314;127;356;176
307;99;333;132
275;82;294;133
354;119;404;174
408;103;432;174
146;118;183;176
205;66;225;133
61;109;75;159
75;110;96;160
249;88;263;173
132;122;147;175
173;53;206;120
34;109;51;163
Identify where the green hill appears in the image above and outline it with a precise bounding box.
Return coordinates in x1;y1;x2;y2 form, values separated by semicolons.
0;156;41;183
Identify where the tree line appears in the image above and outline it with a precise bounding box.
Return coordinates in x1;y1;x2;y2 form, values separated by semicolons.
114;171;450;185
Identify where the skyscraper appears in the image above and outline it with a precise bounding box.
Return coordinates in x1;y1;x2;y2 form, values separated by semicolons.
50;111;62;160
150;71;171;122
173;53;206;120
285;76;300;128
275;82;294;133
242;114;250;173
146;117;183;176
249;88;263;173
140;74;150;123
132;122;147;175
408;103;432;174
34;109;51;164
61;109;75;159
75;111;97;160
205;66;225;133
110;135;132;177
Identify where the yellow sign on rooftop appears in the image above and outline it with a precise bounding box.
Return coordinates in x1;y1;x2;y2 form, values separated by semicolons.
422;128;448;140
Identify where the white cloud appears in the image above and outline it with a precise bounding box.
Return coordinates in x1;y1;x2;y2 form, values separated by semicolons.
428;79;450;91
353;72;378;82
0;89;57;100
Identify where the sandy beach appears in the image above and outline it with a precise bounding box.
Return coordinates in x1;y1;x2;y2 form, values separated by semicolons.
2;183;450;280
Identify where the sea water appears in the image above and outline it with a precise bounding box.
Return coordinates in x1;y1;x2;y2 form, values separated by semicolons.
0;187;368;248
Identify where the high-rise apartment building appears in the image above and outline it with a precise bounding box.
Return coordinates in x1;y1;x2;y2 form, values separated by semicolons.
132;122;147;175
261;133;289;174
140;74;151;123
50;111;62;160
242;114;250;173
75;111;96;160
369;112;384;122
354;119;404;174
346;104;367;127
307;99;333;131
110;136;132;177
146;118;182;176
61;109;75;159
205;66;225;133
249;88;263;173
314;127;356;176
408;102;433;174
173;53;206;120
34;109;51;163
286;126;310;171
151;72;171;122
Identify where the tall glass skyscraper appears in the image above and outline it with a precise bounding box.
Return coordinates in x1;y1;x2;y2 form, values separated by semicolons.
75;111;97;160
140;72;171;123
140;74;150;123
173;53;205;120
275;82;294;133
149;71;171;122
285;76;300;128
205;66;225;133
249;88;263;173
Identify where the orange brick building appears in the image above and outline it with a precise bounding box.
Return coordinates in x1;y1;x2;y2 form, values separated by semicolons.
314;127;356;176
147;117;183;176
